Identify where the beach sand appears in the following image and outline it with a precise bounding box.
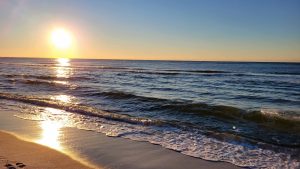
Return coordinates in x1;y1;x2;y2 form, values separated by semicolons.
0;131;93;169
0;110;240;169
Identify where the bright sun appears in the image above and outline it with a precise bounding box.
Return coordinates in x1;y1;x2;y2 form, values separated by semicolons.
51;28;72;49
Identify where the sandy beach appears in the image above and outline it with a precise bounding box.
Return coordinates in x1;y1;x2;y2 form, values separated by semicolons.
0;131;93;169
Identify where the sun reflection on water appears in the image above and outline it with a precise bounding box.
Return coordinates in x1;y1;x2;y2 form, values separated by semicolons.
51;94;72;103
55;58;73;78
57;58;70;67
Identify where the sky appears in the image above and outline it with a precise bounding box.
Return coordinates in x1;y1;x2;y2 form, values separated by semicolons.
0;0;299;62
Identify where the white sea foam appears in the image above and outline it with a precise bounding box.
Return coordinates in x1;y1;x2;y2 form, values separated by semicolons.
12;103;300;169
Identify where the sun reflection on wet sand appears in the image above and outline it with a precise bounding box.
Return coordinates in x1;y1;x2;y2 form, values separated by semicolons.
36;107;69;150
37;120;63;150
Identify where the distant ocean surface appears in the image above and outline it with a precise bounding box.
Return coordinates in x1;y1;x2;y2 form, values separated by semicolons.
0;58;299;168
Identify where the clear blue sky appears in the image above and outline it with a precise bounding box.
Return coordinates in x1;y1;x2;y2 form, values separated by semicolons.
0;0;299;61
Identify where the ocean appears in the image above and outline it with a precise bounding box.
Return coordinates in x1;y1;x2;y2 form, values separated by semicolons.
0;57;299;168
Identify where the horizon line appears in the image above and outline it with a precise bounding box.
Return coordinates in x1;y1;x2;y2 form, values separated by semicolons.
0;56;299;64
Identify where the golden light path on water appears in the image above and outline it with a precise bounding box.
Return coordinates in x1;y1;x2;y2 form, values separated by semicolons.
36;58;73;151
56;58;72;78
51;94;72;103
57;58;70;67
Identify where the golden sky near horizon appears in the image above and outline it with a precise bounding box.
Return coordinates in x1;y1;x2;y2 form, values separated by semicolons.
0;0;299;62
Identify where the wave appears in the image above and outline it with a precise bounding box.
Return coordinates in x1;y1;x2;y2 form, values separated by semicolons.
1;74;90;81
273;72;300;76
84;90;300;132
0;92;160;126
97;66;229;74
1;90;300;148
75;65;228;73
0;62;53;67
163;69;229;73
124;69;229;76
160;103;300;131
4;79;76;90
1;93;299;168
126;70;180;75
3;90;299;135
2;92;300;141
87;90;168;102
63;65;230;75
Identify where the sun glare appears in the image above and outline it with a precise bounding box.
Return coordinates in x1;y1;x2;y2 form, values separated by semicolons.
37;120;63;150
51;28;72;49
51;94;72;103
57;58;70;66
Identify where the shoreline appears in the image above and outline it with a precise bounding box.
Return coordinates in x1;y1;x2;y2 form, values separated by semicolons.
0;109;241;169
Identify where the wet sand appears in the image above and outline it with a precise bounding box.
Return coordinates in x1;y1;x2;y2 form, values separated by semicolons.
0;131;93;169
64;128;241;169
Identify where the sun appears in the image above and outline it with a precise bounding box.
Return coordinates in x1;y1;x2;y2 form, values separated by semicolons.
51;28;72;49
